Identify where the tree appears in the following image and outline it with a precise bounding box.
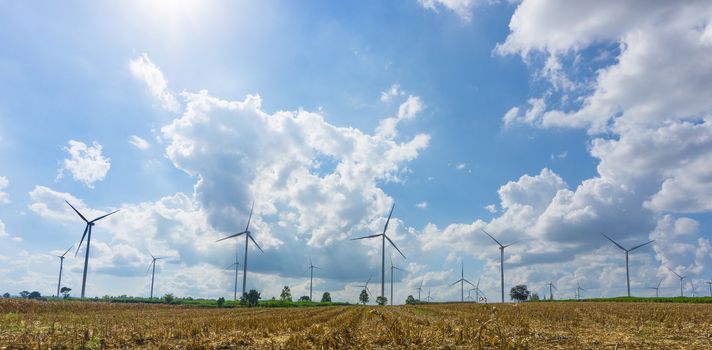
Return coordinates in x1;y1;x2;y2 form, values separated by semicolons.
280;286;292;302
359;289;369;305
217;297;225;308
320;292;331;303
376;296;387;306
163;293;175;304
60;287;71;299
20;291;30;298
2;293;9;298
242;289;261;307
529;292;540;301
510;285;530;302
405;295;417;305
28;291;42;299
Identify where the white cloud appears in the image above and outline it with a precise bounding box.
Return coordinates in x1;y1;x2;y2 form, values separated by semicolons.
418;0;479;21
128;135;151;150
0;219;7;238
416;201;428;209
550;151;567;160
0;176;9;203
129;53;180;112
397;95;424;120
484;204;497;214
454;163;466;170
380;84;403;102
57;140;111;188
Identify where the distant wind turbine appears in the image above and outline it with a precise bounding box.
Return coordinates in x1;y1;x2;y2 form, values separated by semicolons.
546;281;558;300
216;201;264;297
666;267;686;297
575;281;584;301
305;257;320;302
481;229;516;303
65;200;120;298
470;278;484;303
705;280;712;297
53;245;73;297
351;203;406;303
449;261;474;302
690;281;697;297
415;279;424;301
425;288;433;302
226;260;240;301
146;250;164;299
356;274;373;303
648;279;663;297
601;233;654;297
389;256;405;306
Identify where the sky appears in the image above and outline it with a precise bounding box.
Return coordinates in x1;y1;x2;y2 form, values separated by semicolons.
1;0;712;303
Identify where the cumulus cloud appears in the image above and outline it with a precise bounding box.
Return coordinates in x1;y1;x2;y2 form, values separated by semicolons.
0;176;9;203
416;201;428;209
128;135;151;150
418;0;480;21
129;53;180;112
0;219;7;238
57;140;111;188
380;84;403;102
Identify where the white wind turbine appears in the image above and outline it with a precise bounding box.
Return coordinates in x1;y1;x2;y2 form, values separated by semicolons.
389;256;405;306
216;201;264;297
449;261;474;302
666;267;686;297
481;229;516;303
601;233;654;297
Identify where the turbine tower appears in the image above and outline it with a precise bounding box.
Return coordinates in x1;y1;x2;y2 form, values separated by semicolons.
546;281;557;300
351;203;406;303
648;279;663;297
601;233;654;297
306;257;320;302
146;250;164;299
481;229;516;303
425;288;433;302
216;201;263;297
470;278;484;303
389;256;404;306
65;200;120;298
705;280;712;297
666;267;686;297
226;260;240;301
53;245;73;297
449;261;474;302
356;274;373;303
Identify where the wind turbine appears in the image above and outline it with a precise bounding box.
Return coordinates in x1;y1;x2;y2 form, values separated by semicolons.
53;245;73;297
690;281;697;297
146;251;164;299
648;279;663;297
389;256;404;306
601;233;654;297
666;267;686;297
704;280;712;297
449;261;474;302
356;274;373;303
481;229;516;303
351;203;406;303
546;281;557;300
305;257;320;302
65;200;120;298
415;279;424;301
575;281;584;301
216;201;264;297
424;288;433;302
226;260;240;301
470;278;484;303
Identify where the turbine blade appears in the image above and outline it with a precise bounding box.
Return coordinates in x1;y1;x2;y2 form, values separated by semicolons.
146;260;154;275
449;279;462;287
65;200;89;223
383;202;395;235
226;262;237;269
502;241;518;249
245;201;255;231
463;279;475;287
666;266;682;279
629;240;655;252
74;225;89;257
481;229;503;247
657;279;663;289
62;244;73;257
215;231;247;242
601;233;627;251
476;278;480;289
248;234;264;253
350;234;382;241
385;235;406;259
393;266;405;272
91;209;120;223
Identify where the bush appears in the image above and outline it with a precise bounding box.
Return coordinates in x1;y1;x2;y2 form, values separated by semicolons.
321;292;332;303
280;286;292;302
405;295;417;305
217;297;225;308
298;296;310;302
242;290;261;307
376;296;388;306
510;285;530;302
28;291;42;299
163;293;175;304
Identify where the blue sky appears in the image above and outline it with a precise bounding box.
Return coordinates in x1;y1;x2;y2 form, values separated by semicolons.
1;0;711;303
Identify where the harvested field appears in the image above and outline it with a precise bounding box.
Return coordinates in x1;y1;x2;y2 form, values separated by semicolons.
1;299;711;349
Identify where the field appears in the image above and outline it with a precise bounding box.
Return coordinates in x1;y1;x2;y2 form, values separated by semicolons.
2;300;712;349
